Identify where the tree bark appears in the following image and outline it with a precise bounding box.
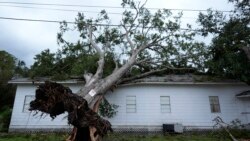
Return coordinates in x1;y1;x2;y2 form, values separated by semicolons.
89;96;103;141
242;46;250;61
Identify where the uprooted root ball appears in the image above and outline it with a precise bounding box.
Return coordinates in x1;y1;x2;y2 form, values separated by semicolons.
29;81;112;137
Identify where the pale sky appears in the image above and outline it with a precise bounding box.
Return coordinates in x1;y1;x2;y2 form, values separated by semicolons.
0;0;234;66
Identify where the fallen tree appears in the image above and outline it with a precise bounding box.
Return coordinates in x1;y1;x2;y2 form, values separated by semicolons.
29;0;207;140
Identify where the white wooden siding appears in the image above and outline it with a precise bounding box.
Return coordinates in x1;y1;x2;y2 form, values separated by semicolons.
9;83;250;131
105;84;250;127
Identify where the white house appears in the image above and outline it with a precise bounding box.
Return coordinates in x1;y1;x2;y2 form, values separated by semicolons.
8;75;250;132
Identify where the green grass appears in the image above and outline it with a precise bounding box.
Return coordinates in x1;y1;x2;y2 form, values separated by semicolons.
0;133;66;141
103;134;231;141
0;133;233;141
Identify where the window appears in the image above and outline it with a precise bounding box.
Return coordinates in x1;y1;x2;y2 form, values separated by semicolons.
160;96;171;113
23;95;35;113
209;96;221;113
126;96;136;113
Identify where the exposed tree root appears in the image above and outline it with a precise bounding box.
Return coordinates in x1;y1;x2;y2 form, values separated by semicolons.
29;81;112;141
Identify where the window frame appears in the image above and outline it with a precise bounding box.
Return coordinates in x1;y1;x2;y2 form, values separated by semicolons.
23;95;35;113
126;95;136;113
209;96;221;113
160;96;171;113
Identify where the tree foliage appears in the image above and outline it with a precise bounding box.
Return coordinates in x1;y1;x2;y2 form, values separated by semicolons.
0;50;28;107
30;44;117;80
31;1;208;80
0;51;16;110
197;0;250;84
0;51;16;82
0;51;28;131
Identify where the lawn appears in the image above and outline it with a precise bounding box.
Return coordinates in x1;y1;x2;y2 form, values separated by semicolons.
0;133;233;141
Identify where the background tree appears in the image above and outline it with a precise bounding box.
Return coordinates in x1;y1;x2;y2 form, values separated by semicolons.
0;50;28;131
30;0;207;140
197;0;250;84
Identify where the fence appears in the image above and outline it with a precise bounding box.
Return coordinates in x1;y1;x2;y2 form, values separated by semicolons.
8;125;221;134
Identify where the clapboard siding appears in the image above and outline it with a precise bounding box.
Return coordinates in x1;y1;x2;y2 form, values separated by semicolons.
9;83;250;131
105;84;250;127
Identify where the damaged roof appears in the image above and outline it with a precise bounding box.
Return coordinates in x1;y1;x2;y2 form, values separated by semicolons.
123;74;246;85
9;74;246;85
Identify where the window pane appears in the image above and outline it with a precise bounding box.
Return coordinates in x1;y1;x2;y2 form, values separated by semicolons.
25;96;34;102
126;96;136;113
161;105;171;113
126;105;136;109
126;96;136;101
160;96;170;104
214;104;221;112
23;95;35;113
160;96;171;113
126;108;136;113
126;100;136;104
209;96;220;113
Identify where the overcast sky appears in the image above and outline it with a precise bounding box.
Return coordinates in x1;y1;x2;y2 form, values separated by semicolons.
0;0;234;67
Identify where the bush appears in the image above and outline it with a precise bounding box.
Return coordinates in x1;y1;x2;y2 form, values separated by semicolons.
0;107;12;132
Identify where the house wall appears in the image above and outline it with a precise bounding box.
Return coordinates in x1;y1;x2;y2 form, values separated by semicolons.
105;84;250;130
9;83;250;132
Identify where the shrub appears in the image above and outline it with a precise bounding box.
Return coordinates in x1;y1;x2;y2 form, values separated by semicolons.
0;107;12;132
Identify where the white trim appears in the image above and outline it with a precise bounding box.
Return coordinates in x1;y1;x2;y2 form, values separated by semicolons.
120;82;246;86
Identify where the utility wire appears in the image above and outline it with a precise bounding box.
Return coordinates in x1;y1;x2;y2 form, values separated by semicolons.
0;1;233;13
0;16;74;24
0;4;122;15
0;16;201;32
0;4;197;19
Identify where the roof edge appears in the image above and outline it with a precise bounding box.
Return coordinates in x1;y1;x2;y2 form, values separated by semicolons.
120;81;247;86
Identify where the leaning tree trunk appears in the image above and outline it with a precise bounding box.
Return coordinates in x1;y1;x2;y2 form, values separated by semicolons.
78;49;139;107
29;51;138;141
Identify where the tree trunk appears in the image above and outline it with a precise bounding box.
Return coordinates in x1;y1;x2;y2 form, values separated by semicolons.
242;46;250;61
89;96;103;141
79;49;139;107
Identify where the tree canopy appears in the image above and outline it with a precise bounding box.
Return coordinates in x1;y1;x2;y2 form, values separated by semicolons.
197;0;250;84
30;1;208;81
0;51;29;109
0;51;16;83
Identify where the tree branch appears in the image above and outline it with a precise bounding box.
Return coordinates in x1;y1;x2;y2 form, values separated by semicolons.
136;58;151;65
119;66;195;84
83;72;93;84
123;26;135;52
119;68;169;84
121;1;146;53
87;25;105;80
87;25;103;56
112;59;119;73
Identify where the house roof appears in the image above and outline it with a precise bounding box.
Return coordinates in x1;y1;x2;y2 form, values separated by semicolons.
8;77;84;84
121;74;247;86
9;74;246;85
